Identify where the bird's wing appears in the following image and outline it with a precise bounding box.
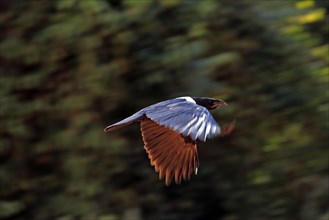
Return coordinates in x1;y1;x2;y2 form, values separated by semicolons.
145;100;220;141
141;118;199;186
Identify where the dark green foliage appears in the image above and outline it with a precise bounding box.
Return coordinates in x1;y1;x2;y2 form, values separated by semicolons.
0;0;327;220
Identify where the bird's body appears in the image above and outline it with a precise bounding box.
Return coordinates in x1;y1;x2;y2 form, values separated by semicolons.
105;96;227;185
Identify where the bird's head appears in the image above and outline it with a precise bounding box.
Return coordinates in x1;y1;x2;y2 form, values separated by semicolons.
192;97;227;110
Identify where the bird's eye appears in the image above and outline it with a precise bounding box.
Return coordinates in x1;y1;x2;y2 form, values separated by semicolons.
208;100;213;105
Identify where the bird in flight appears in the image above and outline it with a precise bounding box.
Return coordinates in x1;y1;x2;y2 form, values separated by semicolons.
104;96;229;186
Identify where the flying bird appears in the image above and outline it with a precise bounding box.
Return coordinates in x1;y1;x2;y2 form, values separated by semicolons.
104;96;228;186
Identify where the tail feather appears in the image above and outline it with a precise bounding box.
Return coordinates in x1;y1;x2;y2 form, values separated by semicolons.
104;122;133;132
104;112;144;132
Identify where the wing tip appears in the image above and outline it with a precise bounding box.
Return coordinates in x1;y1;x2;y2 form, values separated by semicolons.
141;118;200;186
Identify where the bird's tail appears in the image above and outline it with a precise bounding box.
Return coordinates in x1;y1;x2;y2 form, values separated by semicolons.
104;112;143;132
104;122;133;132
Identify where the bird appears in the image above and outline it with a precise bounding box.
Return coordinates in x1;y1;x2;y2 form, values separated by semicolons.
104;96;228;186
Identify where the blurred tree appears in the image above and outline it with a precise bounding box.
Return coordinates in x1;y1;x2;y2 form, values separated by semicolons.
0;0;327;220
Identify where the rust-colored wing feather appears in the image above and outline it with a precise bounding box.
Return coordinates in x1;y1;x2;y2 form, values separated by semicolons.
140;118;199;186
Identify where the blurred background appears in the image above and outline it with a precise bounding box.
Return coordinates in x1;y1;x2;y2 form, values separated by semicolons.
0;0;328;220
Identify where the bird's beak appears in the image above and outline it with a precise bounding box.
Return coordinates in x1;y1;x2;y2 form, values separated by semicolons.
214;99;227;108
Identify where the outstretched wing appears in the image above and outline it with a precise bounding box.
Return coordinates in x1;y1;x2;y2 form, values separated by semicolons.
144;99;220;141
141;118;199;186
